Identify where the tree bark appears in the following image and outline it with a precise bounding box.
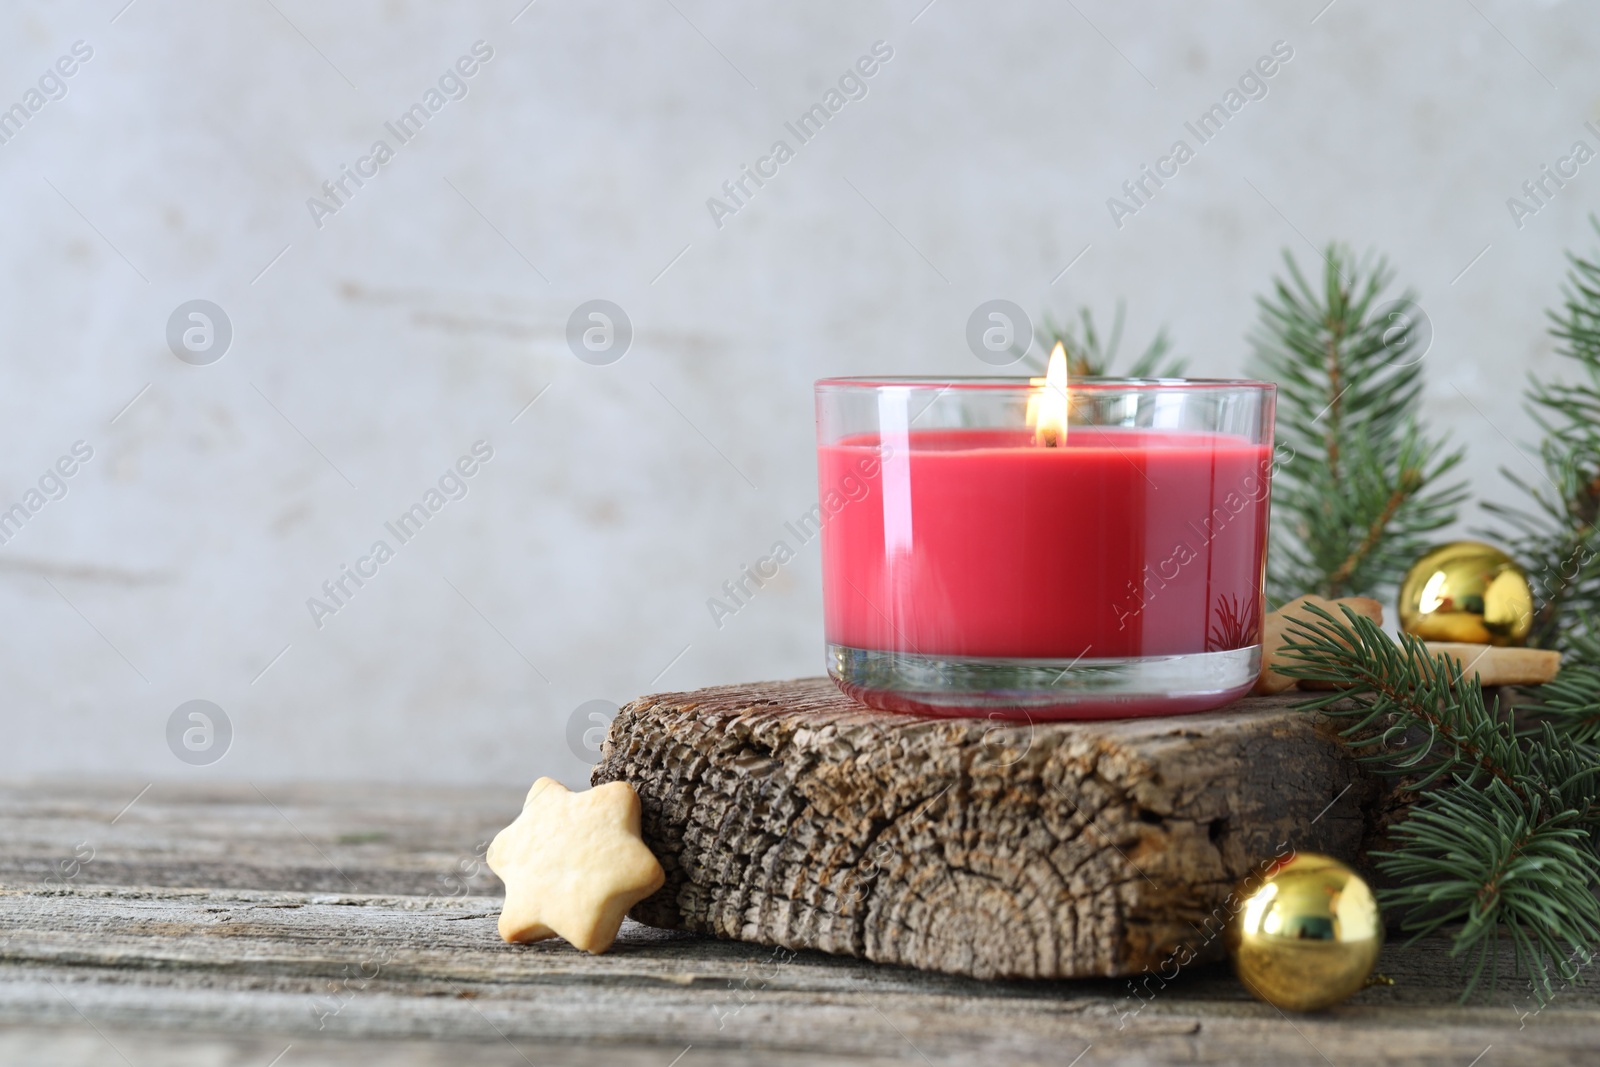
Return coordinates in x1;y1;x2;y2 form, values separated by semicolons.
594;678;1391;980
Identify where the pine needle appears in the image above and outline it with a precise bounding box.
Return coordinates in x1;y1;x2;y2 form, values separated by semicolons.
1022;300;1183;377
1483;215;1600;650
1248;244;1466;603
1279;604;1600;1002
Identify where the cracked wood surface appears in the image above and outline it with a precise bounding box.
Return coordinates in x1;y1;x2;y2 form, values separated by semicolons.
594;680;1390;980
0;759;1597;1064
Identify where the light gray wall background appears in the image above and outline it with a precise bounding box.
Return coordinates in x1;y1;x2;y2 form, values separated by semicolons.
1;0;1594;787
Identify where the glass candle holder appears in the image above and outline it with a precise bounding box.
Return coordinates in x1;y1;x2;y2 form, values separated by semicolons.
815;375;1277;719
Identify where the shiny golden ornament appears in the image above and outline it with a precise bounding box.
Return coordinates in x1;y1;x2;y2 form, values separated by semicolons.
1226;852;1382;1012
1397;541;1533;646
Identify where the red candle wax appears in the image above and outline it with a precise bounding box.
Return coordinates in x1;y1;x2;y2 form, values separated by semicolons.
818;427;1272;661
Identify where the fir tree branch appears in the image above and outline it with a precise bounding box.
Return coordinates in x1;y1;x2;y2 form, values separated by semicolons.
1484;215;1600;649
1522;615;1600;748
1249;244;1466;603
1325;467;1423;594
1282;605;1528;794
1023;301;1184;377
1323;315;1347;483
1279;604;1600;1001
1377;782;1600;1001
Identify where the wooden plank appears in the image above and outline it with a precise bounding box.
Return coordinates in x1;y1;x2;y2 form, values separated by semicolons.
0;779;522;895
594;680;1392;979
3;883;1599;1066
3;778;1599;1065
0;1030;901;1067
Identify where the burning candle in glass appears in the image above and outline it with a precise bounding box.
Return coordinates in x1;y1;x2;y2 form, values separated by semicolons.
815;345;1277;719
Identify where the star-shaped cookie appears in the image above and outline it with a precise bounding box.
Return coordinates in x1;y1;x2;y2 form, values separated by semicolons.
486;777;665;953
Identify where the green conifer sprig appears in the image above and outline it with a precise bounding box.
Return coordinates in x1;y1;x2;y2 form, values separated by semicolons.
1379;783;1600;998
1485;217;1600;649
1020;301;1184;378
1523;617;1600;746
1280;604;1600;1000
1284;606;1527;789
1249;246;1467;604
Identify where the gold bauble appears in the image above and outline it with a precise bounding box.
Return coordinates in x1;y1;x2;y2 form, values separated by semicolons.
1226;852;1382;1012
1397;541;1533;646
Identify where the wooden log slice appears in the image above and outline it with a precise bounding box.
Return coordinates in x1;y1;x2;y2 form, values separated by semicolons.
593;678;1389;980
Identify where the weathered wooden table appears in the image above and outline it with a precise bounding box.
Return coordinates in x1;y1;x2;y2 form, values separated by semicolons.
3;779;1597;1066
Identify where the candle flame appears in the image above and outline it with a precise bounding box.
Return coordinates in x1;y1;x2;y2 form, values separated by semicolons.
1027;341;1069;447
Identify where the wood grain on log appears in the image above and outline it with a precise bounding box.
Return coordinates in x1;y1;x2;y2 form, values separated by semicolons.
593;679;1389;981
